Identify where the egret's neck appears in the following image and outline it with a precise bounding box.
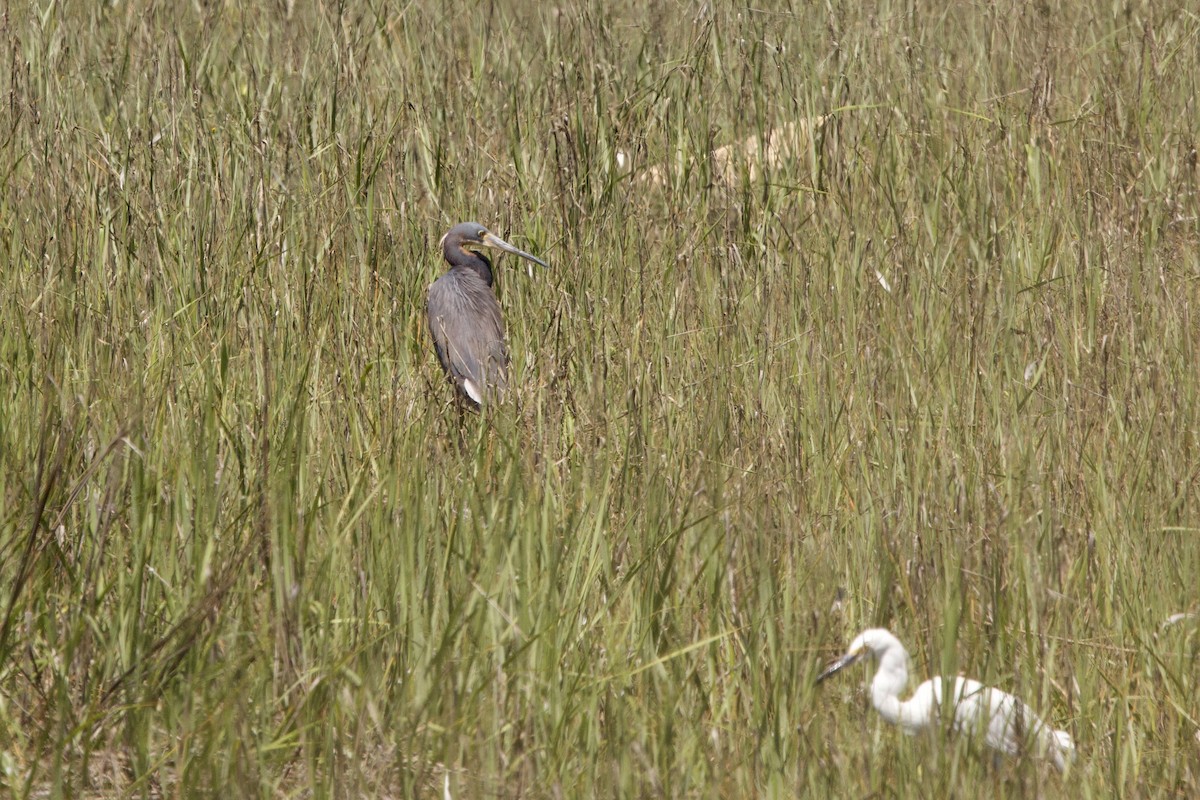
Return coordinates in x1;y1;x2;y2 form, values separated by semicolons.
870;650;911;726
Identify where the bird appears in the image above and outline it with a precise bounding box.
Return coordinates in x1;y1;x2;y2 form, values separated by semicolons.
426;222;548;407
817;628;1075;772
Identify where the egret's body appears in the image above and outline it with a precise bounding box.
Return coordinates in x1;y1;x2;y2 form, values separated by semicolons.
426;223;547;407
818;628;1074;772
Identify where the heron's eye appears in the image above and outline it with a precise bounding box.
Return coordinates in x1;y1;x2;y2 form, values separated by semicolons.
477;230;487;238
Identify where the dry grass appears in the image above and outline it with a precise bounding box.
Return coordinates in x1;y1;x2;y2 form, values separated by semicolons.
1;0;1198;797
619;115;831;187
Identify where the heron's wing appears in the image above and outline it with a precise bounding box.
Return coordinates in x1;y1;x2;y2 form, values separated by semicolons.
983;690;1056;757
919;677;996;741
427;271;509;404
942;677;1041;756
916;676;1064;763
974;688;1072;769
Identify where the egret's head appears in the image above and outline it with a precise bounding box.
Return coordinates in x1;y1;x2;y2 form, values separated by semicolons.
816;628;903;684
440;222;548;268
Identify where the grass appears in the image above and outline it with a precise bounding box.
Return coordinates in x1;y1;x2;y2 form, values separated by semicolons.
1;0;1198;796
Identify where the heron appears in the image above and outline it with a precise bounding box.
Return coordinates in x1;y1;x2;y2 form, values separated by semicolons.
426;222;548;407
817;628;1075;772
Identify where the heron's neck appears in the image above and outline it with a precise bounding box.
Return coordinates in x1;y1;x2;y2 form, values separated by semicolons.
870;651;911;726
448;250;494;286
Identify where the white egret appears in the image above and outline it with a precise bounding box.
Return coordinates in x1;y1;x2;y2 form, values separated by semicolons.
817;628;1075;772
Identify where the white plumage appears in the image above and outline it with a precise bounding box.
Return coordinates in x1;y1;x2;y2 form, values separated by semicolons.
818;628;1075;771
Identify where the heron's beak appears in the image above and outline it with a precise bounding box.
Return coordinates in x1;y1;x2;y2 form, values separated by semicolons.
482;232;549;268
816;648;866;684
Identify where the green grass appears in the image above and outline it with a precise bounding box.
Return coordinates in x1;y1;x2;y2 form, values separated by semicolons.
1;0;1198;796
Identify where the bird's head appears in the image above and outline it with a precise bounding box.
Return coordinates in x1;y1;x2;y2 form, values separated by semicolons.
816;628;904;684
440;222;548;268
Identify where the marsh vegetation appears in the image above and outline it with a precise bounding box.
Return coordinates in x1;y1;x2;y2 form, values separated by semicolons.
1;1;1197;796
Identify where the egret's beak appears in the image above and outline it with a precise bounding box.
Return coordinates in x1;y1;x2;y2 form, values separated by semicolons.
816;647;866;684
482;231;549;269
